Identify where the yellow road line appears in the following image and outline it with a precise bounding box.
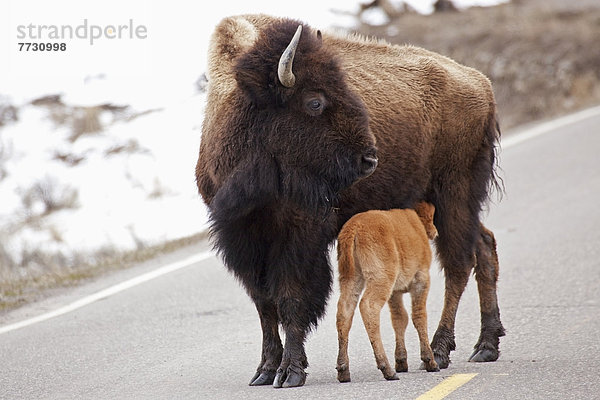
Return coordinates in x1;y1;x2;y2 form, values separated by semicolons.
416;373;478;400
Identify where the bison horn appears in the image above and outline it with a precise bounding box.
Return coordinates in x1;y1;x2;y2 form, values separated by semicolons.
278;25;303;88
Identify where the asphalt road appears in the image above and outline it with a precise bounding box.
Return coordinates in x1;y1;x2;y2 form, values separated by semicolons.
1;108;600;399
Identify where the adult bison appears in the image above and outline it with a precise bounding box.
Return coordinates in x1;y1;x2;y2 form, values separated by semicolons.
195;14;505;388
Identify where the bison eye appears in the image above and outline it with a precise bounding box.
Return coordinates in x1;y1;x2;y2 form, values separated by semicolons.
309;99;321;110
306;98;324;116
303;93;327;116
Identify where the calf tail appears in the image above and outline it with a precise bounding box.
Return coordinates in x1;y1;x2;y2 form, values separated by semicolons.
337;225;358;284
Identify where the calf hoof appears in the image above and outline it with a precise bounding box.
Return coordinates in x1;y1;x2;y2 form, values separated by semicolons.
249;370;276;386
424;360;440;372
273;367;306;388
384;372;399;381
421;353;449;370
469;347;499;363
336;366;351;383
380;365;399;381
395;359;408;373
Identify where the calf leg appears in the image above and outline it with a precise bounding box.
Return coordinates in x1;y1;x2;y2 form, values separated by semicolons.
336;275;365;383
249;297;283;386
388;290;409;373
410;271;439;372
470;224;505;362
360;285;398;381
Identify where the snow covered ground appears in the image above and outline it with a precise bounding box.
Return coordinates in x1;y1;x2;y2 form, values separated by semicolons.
0;0;506;269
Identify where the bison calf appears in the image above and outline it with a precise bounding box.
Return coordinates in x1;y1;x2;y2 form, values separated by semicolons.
336;202;440;382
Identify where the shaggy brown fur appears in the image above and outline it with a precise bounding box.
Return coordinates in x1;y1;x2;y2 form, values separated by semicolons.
196;14;505;388
336;202;439;382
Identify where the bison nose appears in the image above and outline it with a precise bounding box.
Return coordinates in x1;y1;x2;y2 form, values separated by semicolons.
360;154;378;178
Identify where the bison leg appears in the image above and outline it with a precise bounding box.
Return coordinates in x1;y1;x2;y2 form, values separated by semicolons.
272;256;332;388
470;224;505;362
249;297;283;386
273;320;309;388
431;253;472;369
430;195;480;369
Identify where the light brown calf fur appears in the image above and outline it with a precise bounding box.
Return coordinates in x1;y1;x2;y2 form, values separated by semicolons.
336;202;439;382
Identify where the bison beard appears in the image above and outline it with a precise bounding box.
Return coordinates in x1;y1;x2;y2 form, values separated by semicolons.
196;15;505;388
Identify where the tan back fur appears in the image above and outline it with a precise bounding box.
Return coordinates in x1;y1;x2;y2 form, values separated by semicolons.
336;201;439;381
337;202;436;288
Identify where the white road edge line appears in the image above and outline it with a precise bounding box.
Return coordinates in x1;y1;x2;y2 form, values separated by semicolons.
3;105;600;336
501;105;600;149
0;251;215;335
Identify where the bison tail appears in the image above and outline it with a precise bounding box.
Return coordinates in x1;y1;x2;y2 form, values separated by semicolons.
488;110;505;202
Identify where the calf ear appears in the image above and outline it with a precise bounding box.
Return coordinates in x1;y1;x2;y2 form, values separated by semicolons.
209;154;280;222
415;202;438;239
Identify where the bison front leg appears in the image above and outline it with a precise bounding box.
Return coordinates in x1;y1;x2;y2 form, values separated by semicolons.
273;318;309;388
249;297;283;386
272;252;332;388
470;224;505;363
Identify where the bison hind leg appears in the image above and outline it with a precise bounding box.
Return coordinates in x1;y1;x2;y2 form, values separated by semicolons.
469;224;506;363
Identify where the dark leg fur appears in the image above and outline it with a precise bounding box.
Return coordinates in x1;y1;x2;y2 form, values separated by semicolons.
430;112;503;368
249;297;283;386
270;237;333;388
429;189;478;369
273;320;309;388
470;224;505;362
211;209;334;388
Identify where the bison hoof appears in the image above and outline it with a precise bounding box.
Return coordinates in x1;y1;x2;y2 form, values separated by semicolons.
434;353;450;369
468;347;499;363
273;367;306;388
249;370;276;386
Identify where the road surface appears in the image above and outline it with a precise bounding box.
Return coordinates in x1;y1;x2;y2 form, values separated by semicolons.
1;107;600;399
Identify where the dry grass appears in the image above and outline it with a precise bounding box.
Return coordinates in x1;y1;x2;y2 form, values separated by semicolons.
355;0;600;129
0;232;209;314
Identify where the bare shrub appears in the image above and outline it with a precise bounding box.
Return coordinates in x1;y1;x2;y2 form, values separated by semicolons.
104;138;147;156
52;151;85;166
21;176;80;217
0;135;13;181
70;106;103;142
0;103;18;127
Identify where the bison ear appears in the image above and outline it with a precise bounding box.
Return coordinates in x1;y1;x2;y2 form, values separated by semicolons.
316;30;322;43
234;51;279;108
209;154;280;222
